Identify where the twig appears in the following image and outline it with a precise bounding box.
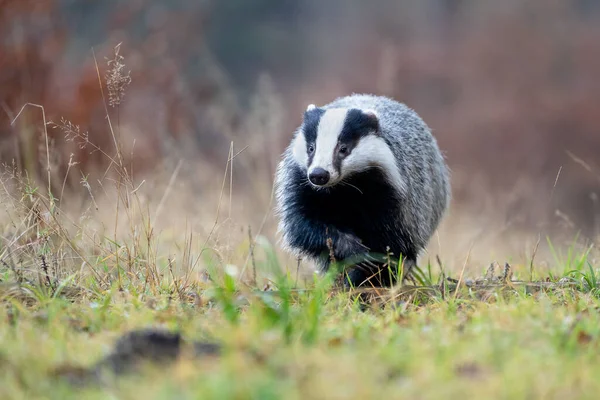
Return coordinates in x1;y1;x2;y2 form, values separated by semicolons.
566;151;600;184
91;48;123;169
239;154;275;279
184;145;234;284
168;258;185;304
248;226;257;285
186;144;249;284
529;165;562;281
295;256;301;288
10;103;52;202
453;241;474;300
436;255;446;300
530;234;541;281
154;159;183;223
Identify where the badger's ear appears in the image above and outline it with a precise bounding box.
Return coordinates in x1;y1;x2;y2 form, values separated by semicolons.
362;109;380;132
303;103;319;121
362;109;379;120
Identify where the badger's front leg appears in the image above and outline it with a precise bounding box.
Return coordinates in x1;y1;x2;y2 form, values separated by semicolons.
283;216;367;272
343;256;416;288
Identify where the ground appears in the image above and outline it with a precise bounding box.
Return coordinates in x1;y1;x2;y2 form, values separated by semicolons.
2;241;600;399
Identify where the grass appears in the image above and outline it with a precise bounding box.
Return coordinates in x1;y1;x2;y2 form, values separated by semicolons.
2;44;600;400
2;262;600;399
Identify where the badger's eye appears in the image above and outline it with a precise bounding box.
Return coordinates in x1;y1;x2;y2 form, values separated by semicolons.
338;145;349;156
308;144;315;154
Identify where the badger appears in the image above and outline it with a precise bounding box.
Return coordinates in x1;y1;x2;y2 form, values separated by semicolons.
274;93;450;288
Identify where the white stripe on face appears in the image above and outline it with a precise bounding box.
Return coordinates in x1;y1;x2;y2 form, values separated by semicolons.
291;130;307;167
309;108;348;178
343;135;407;195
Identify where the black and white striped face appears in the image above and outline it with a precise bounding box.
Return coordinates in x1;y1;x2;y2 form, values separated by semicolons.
291;104;386;188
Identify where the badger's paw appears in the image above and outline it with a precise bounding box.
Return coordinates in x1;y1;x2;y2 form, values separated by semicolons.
343;261;399;289
334;231;368;260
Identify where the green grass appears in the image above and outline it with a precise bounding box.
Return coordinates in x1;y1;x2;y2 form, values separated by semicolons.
2;231;600;400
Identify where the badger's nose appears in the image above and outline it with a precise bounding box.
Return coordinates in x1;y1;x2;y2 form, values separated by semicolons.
308;168;330;186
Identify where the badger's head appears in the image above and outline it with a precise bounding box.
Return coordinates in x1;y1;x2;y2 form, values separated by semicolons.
291;103;403;191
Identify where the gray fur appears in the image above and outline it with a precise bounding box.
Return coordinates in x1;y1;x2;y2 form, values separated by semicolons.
274;93;451;285
326;93;451;250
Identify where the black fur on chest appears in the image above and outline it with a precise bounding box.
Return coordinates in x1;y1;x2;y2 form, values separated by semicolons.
289;165;409;255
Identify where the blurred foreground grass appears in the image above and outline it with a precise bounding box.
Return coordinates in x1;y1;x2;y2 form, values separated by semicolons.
2;235;600;399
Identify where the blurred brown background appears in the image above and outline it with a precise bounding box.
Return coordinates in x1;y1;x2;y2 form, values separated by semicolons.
1;0;600;271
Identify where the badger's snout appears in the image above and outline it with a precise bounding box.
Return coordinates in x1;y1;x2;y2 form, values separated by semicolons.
308;168;330;186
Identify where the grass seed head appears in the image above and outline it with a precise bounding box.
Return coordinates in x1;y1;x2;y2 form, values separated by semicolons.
105;43;131;108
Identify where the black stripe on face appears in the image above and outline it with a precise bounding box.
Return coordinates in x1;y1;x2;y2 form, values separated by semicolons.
333;109;380;173
302;107;325;166
339;109;379;143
